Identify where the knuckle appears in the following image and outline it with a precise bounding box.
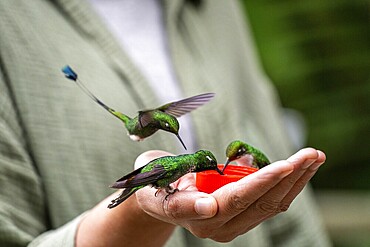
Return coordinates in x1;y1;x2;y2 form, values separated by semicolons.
279;202;291;212
255;199;280;214
288;177;296;185
295;179;308;189
225;193;250;214
256;199;291;214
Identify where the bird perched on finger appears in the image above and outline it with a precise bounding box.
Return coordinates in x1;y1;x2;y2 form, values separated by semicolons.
61;65;215;150
108;150;222;208
222;140;270;173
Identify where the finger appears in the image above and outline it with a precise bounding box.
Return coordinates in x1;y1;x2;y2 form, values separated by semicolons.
200;161;294;242
212;149;326;241
183;148;325;242
286;147;321;169
255;148;324;212
212;160;294;219
216;148;322;217
281;150;326;205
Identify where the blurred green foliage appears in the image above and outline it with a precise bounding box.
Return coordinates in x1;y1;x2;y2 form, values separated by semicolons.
241;0;370;190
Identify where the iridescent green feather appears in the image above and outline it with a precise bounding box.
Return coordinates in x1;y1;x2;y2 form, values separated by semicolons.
108;150;221;208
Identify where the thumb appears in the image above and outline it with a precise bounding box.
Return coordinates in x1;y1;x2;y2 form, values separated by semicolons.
137;187;218;222
162;191;218;220
134;150;174;169
194;196;218;218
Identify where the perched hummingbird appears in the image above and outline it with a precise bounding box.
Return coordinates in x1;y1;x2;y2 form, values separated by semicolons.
108;150;223;208
61;65;215;150
222;140;270;173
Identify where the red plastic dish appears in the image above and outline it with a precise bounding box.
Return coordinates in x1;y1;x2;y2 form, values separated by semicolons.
196;164;258;193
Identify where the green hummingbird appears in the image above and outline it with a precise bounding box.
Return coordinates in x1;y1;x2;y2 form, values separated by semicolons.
222;140;270;173
108;150;223;208
61;65;215;150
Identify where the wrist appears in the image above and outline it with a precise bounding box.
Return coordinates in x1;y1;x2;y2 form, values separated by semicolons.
76;191;175;247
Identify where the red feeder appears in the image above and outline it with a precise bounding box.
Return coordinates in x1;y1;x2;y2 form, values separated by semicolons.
196;164;258;193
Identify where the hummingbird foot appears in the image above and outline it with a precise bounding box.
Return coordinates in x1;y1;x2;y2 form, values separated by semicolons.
164;185;179;201
129;134;144;142
155;189;162;197
154;185;179;199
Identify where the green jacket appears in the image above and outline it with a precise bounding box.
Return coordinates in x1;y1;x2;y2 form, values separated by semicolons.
0;0;330;246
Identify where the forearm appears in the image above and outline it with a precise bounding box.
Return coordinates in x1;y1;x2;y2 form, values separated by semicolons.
76;191;175;247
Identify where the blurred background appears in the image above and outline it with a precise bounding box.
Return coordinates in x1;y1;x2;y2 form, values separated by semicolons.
240;0;370;246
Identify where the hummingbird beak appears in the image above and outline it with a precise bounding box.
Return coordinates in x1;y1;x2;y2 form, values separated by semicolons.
176;134;187;150
221;158;231;174
216;166;224;175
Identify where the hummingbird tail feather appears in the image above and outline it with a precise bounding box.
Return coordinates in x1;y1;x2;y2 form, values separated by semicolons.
109;180;126;189
61;65;130;124
62;65;78;81
107;188;138;209
109;110;130;124
61;65;112;111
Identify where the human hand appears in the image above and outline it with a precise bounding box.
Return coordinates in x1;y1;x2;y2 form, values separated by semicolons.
135;148;326;242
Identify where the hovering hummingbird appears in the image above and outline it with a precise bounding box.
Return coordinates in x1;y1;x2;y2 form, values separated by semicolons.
222;140;270;173
107;150;222;208
61;65;215;150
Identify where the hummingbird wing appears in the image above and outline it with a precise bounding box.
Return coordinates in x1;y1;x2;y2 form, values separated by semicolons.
110;164;168;188
156;93;215;118
137;110;154;128
136;93;215;126
107;187;139;209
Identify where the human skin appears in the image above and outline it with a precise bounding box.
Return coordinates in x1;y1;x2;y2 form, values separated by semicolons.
76;148;326;246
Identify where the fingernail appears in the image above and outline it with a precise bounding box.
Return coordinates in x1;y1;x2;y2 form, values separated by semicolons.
195;197;216;218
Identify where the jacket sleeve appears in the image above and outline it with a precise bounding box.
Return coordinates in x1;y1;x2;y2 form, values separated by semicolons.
0;68;83;246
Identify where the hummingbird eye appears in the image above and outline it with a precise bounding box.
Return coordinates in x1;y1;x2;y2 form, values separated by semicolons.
164;122;170;129
237;147;246;156
206;155;217;165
